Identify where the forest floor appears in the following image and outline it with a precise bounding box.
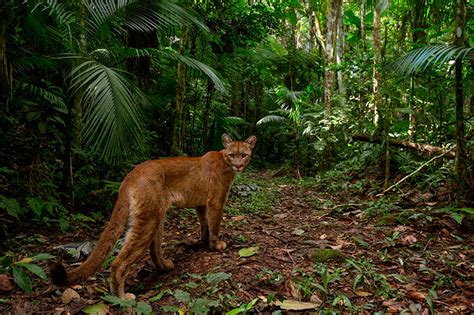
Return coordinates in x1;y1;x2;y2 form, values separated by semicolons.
1;167;473;314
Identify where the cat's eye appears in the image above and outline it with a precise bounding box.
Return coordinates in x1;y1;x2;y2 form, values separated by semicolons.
229;154;235;158
242;153;248;158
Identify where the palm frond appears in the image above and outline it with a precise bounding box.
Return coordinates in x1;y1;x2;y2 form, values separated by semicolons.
388;44;474;75
221;116;247;125
124;1;208;32
15;82;67;114
85;0;208;39
28;0;75;41
152;49;226;92
68;59;145;162
256;115;287;125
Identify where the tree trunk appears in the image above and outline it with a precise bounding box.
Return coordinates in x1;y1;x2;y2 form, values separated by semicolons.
202;78;214;151
171;25;188;155
321;0;343;168
336;3;345;104
323;0;340;115
361;0;366;50
372;2;382;129
453;0;471;199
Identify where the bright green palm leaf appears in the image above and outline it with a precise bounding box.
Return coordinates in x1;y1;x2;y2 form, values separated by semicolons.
389;44;474;75
69;59;145;162
121;48;226;92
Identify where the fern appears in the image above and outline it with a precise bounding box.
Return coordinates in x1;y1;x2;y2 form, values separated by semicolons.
0;196;26;220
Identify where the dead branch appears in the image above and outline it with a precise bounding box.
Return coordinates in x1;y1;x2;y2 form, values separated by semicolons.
377;147;455;196
352;134;456;159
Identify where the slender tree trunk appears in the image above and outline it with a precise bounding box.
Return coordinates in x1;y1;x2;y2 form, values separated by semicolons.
323;0;340;115
321;0;343;168
454;0;469;199
202;78;214;151
171;25;188;155
361;0;366;50
359;0;367;133
336;3;345;104
372;3;382;130
408;76;416;142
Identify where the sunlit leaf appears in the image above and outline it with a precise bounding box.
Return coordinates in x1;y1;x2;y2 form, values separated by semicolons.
239;246;259;258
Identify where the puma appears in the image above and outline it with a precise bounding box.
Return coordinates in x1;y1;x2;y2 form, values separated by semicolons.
50;134;256;298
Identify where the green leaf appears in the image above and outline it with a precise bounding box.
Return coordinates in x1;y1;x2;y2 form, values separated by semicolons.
451;212;464;225
0;196;25;220
68;59;146;163
190;298;216;314
162;305;180;312
239;246;259;258
12;265;33;292
102;295;136;308
205;272;232;284
30;253;55;261
458;207;474;215
135;301;152;315
81;302;109;315
174;289;191;303
17;263;47;280
149;289;170;302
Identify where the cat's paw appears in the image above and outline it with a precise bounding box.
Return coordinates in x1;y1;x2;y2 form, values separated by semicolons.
211;240;227;251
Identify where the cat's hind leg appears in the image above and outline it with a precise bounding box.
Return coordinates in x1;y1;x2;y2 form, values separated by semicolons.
149;209;174;271
196;205;209;243
110;215;158;298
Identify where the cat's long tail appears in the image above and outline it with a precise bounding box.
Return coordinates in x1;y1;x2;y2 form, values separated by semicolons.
50;194;129;286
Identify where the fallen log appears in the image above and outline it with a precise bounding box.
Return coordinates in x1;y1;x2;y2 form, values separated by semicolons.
352;134;456;159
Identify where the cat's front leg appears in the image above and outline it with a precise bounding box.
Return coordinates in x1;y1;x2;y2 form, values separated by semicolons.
207;199;226;251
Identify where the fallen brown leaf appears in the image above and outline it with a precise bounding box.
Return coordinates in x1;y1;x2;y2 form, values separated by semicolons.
0;274;13;291
354;290;372;297
61;288;80;304
406;290;426;301
402;235;418;245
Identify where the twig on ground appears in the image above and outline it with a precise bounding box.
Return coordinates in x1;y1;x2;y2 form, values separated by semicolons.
377;147;455;196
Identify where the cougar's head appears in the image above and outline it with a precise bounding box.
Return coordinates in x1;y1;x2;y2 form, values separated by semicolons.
222;134;257;173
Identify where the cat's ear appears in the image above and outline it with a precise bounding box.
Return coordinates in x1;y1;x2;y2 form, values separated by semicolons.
244;135;257;149
222;134;233;148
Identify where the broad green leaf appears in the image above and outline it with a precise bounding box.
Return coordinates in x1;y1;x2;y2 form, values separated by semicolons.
81;302;109;315
205;272;231;284
12;265;33;292
18;263;47;280
102;294;135;307
135;301;152;315
239;246;259;258
190;298;216;314
30;253;55;261
174;289;191;303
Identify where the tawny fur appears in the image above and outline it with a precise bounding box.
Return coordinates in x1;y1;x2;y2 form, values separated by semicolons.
50;134;256;298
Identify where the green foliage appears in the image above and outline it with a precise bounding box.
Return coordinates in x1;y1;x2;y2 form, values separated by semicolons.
102;294;152;314
0;196;26;220
0;253;54;292
345;258;395;298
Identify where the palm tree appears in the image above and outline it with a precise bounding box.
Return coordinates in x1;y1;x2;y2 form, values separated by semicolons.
25;0;224;162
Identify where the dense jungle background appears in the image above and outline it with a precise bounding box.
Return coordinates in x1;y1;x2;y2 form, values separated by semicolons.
0;0;473;313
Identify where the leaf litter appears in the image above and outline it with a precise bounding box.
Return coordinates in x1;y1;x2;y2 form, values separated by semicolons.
1;170;473;313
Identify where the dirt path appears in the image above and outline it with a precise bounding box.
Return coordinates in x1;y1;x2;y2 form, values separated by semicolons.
2;171;473;313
